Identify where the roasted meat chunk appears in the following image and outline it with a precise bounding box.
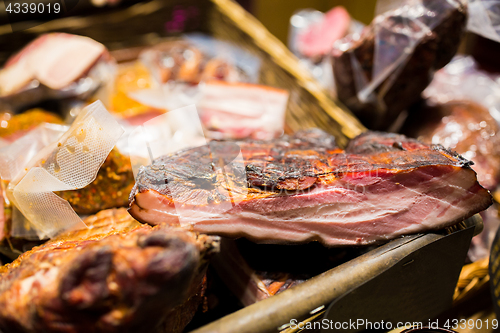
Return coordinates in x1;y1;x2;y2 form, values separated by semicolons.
129;129;492;246
0;208;219;333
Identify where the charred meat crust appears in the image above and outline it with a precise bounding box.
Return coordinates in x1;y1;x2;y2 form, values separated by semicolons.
130;130;476;204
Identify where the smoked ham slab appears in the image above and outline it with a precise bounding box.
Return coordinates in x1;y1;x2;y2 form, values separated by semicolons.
129;130;492;246
0;209;218;333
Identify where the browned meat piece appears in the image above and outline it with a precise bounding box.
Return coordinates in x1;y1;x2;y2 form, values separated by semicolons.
333;0;467;129
56;149;135;215
402;100;500;191
0;208;219;333
129;129;491;246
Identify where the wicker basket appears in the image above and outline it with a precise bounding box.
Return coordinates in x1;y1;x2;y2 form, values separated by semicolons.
454;257;490;305
0;0;365;147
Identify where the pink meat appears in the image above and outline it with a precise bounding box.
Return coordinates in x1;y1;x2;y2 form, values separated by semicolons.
0;33;106;94
297;6;351;58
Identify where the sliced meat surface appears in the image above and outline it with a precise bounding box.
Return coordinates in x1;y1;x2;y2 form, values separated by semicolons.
129;130;491;246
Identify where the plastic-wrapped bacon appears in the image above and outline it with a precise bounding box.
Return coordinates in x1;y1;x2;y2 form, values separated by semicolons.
402;56;500;261
0;33;116;112
405;56;500;191
198;81;289;140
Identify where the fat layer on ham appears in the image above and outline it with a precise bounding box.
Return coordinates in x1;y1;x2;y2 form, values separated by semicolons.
0;33;106;95
128;130;492;246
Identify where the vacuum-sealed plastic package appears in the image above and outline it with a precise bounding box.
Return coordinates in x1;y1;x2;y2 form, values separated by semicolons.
5;101;123;238
184;33;261;83
115;36;287;141
111;34;261;132
0;124;68;240
332;0;467;130
0;33;116;112
468;0;500;43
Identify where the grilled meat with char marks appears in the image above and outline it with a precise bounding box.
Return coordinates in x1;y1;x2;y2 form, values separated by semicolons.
129;129;492;246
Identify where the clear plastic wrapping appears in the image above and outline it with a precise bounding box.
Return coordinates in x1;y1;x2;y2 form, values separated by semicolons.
468;0;500;43
0;123;68;183
332;0;467;129
125;104;206;180
4;101;123;238
0;122;68;240
423;55;500;123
